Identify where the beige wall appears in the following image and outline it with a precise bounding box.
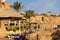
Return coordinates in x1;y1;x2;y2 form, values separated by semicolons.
0;19;22;37
30;15;60;29
0;15;60;37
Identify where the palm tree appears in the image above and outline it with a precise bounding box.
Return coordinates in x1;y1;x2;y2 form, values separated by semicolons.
51;30;60;40
25;10;35;18
11;1;23;12
25;10;35;32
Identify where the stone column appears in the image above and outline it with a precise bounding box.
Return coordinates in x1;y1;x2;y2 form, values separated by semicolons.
18;20;21;27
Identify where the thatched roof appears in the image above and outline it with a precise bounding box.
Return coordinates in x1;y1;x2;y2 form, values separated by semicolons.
0;9;23;18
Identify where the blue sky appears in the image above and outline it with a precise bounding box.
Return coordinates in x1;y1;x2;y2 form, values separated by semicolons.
6;0;60;14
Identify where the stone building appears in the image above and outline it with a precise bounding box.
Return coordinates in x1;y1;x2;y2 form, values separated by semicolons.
29;13;60;31
0;0;24;37
0;0;60;39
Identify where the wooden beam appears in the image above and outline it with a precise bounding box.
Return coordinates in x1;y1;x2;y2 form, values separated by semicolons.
0;17;22;20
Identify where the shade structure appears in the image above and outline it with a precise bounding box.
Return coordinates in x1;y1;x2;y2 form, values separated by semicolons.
0;9;23;18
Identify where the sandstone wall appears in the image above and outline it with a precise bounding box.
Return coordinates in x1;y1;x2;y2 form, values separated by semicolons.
26;29;60;40
30;15;60;29
0;19;22;37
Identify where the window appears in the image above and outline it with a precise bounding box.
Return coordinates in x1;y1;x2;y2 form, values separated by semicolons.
38;25;40;28
5;21;18;26
10;23;14;26
5;24;8;26
34;26;37;29
42;17;44;21
57;25;60;28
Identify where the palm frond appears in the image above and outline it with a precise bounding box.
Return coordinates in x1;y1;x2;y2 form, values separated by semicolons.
11;1;24;12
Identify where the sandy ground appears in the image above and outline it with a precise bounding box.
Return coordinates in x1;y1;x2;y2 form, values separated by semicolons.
0;37;13;40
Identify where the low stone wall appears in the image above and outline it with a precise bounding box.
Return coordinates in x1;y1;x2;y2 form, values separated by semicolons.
26;29;60;40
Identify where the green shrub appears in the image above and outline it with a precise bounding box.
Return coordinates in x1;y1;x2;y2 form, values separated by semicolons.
5;27;11;31
12;27;16;32
51;30;60;40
